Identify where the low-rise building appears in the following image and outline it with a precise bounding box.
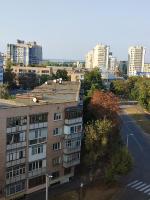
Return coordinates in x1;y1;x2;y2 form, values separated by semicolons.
0;81;82;200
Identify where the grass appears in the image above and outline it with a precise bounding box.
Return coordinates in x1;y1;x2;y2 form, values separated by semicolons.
49;182;120;200
123;105;150;134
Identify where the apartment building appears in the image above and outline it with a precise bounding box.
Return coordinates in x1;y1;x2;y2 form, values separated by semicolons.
7;40;42;66
85;44;109;69
128;46;145;76
108;52;118;73
0;53;3;83
85;50;93;69
0;81;82;200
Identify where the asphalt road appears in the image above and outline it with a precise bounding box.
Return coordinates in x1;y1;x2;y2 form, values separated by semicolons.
118;106;150;200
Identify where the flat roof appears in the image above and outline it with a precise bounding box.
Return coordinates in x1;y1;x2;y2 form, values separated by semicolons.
0;81;81;109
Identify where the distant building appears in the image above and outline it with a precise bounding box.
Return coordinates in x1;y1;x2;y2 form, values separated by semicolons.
0;53;3;83
108;52;118;73
119;61;128;75
128;46;145;76
85;50;93;69
7;40;42;66
85;44;109;69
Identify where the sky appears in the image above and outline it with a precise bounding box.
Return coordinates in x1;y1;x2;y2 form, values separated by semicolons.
1;0;150;61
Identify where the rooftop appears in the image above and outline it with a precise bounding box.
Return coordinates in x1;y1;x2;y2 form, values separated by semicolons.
0;81;81;109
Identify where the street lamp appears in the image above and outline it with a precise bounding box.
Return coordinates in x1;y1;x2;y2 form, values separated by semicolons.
46;174;53;200
79;182;84;200
126;133;134;148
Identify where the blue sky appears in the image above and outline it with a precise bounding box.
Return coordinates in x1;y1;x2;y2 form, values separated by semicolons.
1;0;150;61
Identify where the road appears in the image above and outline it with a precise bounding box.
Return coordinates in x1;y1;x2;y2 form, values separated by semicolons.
118;105;150;200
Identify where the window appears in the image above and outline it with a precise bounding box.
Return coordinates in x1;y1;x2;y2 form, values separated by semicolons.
28;159;45;171
54;113;62;121
28;175;45;188
53;128;62;136
7;132;26;145
52;171;59;179
70;124;82;134
29;113;48;124
7;116;27;128
52;142;61;151
31;144;44;155
6;181;25;196
6;164;25;179
52;157;61;166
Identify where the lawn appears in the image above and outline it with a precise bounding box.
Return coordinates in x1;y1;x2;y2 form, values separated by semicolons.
49;182;120;200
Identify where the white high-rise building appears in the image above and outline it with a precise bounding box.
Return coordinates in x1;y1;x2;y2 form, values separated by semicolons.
85;50;93;69
85;44;109;69
93;44;109;69
0;53;3;84
7;40;42;66
128;46;145;76
108;52;118;73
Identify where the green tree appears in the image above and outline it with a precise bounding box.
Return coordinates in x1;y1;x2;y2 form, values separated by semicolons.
84;119;113;167
0;84;9;99
84;68;103;96
3;59;16;89
55;69;70;81
17;73;38;89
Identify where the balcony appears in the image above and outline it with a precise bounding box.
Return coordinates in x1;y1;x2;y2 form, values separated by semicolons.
28;167;46;178
6;158;26;168
7;142;26;150
65;117;82;125
64;132;82;139
63;159;80;168
6;174;26;185
65;107;82;125
63;146;81;154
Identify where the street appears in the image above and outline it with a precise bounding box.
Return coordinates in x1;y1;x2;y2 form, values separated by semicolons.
118;105;150;200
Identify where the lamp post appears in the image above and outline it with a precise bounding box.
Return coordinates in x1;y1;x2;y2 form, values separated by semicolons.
46;174;53;200
79;182;83;200
127;133;134;148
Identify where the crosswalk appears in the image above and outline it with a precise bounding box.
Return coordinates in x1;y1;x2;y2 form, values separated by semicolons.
127;180;150;196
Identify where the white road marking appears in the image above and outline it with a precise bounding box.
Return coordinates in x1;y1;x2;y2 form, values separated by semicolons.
135;183;146;190
139;185;150;192
144;188;150;194
127;180;138;187
131;181;143;188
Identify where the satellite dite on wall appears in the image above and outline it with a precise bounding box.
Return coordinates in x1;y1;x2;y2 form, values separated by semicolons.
32;97;38;103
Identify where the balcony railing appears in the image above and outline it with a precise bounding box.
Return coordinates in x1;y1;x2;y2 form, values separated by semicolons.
63;146;81;154
28;167;46;178
63;159;80;168
65;117;82;125
6;158;26;168
7;142;26;150
64;132;82;139
6;174;26;185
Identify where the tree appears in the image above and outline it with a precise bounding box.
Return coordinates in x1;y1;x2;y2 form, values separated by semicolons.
17;73;38;89
84;68;103;96
110;80;128;98
88;90;119;123
84;119;113;167
0;84;9;99
55;69;70;81
3;59;16;89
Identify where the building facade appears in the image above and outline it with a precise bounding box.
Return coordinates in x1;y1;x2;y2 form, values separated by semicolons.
85;44;109;69
108;52;117;73
7;40;42;66
0;53;3;83
0;81;82;200
128;46;145;76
